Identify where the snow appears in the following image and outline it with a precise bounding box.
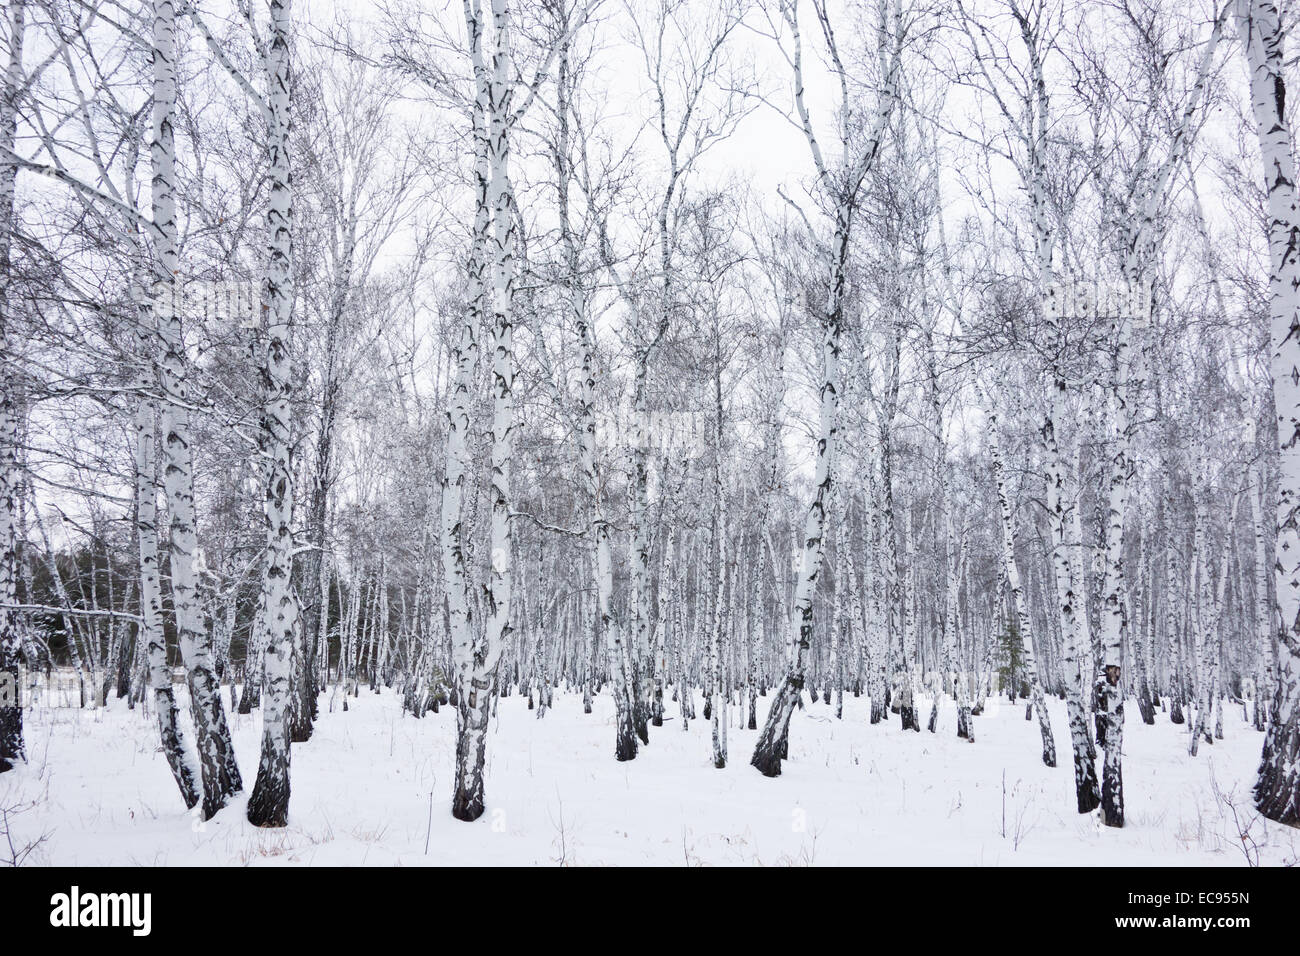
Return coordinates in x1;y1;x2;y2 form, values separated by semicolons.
3;685;1297;866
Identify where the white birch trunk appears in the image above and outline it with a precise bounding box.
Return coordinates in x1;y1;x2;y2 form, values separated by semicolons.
247;0;298;828
449;0;516;820
134;284;200;807
986;399;1056;767
1238;0;1300;823
1248;465;1275;730
750;249;841;776
0;0;24;771
555;30;636;757
154;0;241;818
1189;478;1213;756
752;0;899;775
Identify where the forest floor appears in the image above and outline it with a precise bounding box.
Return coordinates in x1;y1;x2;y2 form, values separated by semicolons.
3;681;1297;865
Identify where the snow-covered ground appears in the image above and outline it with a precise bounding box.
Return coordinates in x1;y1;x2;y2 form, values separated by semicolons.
3;685;1297;866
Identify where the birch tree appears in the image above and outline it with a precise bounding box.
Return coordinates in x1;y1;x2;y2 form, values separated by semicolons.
751;0;902;776
553;6;639;759
619;0;752;742
0;0;25;772
154;0;243;819
1087;2;1226;828
444;0;591;819
245;0;298;828
985;389;1056;765
1236;0;1300;825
